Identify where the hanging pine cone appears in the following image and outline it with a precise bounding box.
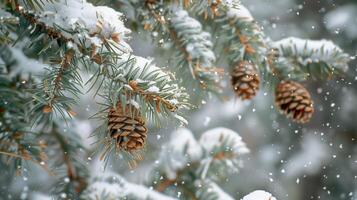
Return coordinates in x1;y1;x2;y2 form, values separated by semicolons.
231;61;260;100
275;80;314;123
108;102;148;152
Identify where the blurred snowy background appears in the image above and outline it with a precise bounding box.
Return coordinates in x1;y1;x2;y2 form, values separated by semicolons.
12;0;356;199
129;0;357;199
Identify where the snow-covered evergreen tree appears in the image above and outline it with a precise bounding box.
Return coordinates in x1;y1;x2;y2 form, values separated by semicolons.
0;0;353;199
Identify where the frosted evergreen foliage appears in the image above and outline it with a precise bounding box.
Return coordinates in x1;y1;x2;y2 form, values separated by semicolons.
171;10;216;69
273;37;350;79
18;0;132;53
81;173;177;200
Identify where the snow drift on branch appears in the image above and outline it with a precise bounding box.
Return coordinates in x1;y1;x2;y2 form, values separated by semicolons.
199;127;250;155
171;10;216;68
20;0;131;52
159;128;202;179
226;4;254;21
81;172;177;200
243;190;277;200
273;37;349;72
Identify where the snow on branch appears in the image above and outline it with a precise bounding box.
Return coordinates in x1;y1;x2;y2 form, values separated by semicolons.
170;9;217;70
154;127;249;186
273;37;350;79
81;172;177;200
165;9;222;91
158;128;202;179
213;4;266;65
225;3;253;21
189;0;242;18
149;127;249;198
8;0;189;124
242;190;277;200
199;127;249;157
198;127;249;178
31;48;82;122
95;54;190;120
16;0;131;53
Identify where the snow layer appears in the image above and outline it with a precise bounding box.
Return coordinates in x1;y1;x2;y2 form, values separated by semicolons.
159;128;203;179
20;0;131;52
273;37;348;71
82;172;177;200
120;55;186;106
199;127;250;155
226;4;254;21
242;190;277;200
171;10;216;68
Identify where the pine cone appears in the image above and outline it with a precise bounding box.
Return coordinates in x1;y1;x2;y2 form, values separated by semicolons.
231;61;260;100
275;81;314;123
108;103;148;152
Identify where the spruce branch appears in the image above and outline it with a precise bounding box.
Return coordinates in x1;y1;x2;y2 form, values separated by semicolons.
8;2;188;118
31;48;82;123
130;1;223;92
0;74;48;173
169;9;223;90
81;172;177;200
272;37;350;80
149;128;249;199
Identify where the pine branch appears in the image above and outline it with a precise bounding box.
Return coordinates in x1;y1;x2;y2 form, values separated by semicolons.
169;9;223;89
272;37;350;80
0;74;48;173
81;172;177;200
30;48;82;124
130;1;223;92
150;128;249;199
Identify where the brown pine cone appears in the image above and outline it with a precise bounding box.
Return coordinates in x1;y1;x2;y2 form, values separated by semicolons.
231;61;260;100
275;80;314;123
108;102;148;152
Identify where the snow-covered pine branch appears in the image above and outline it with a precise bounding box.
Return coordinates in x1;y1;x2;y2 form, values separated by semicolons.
87;54;190;166
188;3;266;100
16;0;131;54
129;1;222;93
272;37;350;80
170;9;221;89
150;127;249;198
158;128;203;179
81;172;177;200
189;0;241;17
198;127;250;178
217;4;265;62
4;0;191;164
6;0;189;119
